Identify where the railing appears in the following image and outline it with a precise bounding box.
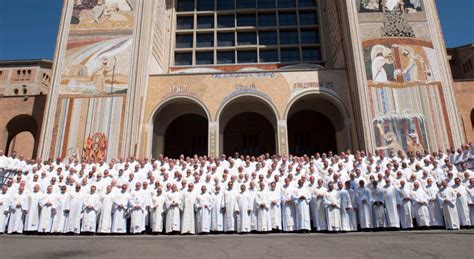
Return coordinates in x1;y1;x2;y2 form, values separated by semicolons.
0;168;15;185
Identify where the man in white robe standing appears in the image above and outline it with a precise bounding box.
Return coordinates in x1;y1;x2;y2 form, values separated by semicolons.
24;184;42;233
255;182;272;232
338;181;353;232
38;185;56;233
180;183;197;234
397;180;414;229
129;182;146;234
468;178;474;226
410;181;430;228
382;179;400;229
66;184;85;234
345;181;358;231
437;180;460;230
370;181;386;230
165;184;181;234
8;185;29;234
235;184;253;233
452;177;471;227
112;184;130;234
196;185;213;234
324;181;342;232
211;185;224;233
0;185;10;233
150;187;166;234
314;179;328;231
424;178;444;228
81;185;101;233
281;177;296;232
356;180;372;231
222;181;238;233
52;185;70;233
269;182;282;231
98;185;115;234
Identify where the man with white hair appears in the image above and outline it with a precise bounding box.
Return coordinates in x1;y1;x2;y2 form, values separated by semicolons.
38;185;57;233
24;184;43;233
8;185;29;234
410;181;430;228
437;180;460;230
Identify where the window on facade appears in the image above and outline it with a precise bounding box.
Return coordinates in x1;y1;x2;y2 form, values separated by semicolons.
217;14;235;28
280;30;299;45
217;32;235;46
299;11;318;25
257;0;276;8
237;32;257;45
217;0;234;10
300;29;319;44
176;34;193;48
197;15;214;29
237;0;256;9
238;50;258;63
279;12;297;26
258;30;277;45
278;0;296;8
302;47;321;61
281;48;300;62
237;14;257;27
177;0;195;12
175;52;193;65
260;49;279;62
217;51;236;64
197;0;214;11
196;33;214;47
196;51;214;64
258;13;276;27
298;0;316;7
176;16;194;30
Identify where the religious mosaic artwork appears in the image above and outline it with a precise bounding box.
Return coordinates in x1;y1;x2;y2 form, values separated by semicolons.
363;38;453;153
60;0;135;95
359;0;423;13
373;112;427;155
83;132;108;162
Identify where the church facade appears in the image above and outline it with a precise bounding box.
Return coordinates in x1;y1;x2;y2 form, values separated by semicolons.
37;0;465;161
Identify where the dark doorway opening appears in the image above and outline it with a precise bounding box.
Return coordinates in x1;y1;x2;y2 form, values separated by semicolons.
164;114;208;158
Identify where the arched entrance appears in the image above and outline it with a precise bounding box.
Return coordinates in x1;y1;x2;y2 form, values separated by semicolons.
152;98;210;158
5;114;38;158
286;92;350;155
288;110;336;155
218;95;278;156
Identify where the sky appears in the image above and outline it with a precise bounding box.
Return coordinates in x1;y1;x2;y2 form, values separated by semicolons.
0;0;472;61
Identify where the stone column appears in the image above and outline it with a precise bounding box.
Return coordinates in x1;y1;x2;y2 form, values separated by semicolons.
278;120;288;156
209;122;218;158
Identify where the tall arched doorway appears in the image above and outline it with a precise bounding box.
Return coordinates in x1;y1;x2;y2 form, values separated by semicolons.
219;96;278;156
152;98;209;158
286;93;349;155
5;114;38;158
288;110;336;155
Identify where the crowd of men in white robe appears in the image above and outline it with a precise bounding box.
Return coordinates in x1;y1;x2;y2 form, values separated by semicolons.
0;144;473;235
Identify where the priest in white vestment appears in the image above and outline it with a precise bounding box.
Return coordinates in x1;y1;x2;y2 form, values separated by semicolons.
235;184;253;233
338;181;353;232
82;185;101;233
8;186;29;234
98;185;115;233
129;182;146;234
437;180;460;230
51;185;70;233
165;184;181;233
324;182;342;232
269;182;282;231
281;178;296;232
222;181;238;232
410;182;430;227
38;186;56;233
382;179;400;228
397;180;414;229
196;185;213;234
356;180;372;230
255;182;272;232
150;187;166;233
314;179;328;231
24;184;43;232
452;178;471;227
0;185;10;233
180;183;197;234
112;184;130;233
211;185;224;232
66;185;85;234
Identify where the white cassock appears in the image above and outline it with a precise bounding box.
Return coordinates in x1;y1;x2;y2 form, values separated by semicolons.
222;189;238;232
338;189;353;231
129;190;146;234
248;189;258;231
180;190;197;234
293;186;311;231
112;191;129;233
356;187;372;229
38;192;57;233
165;191;181;233
82;192;101;232
371;186;386;228
98;192;115;233
314;186;328;231
383;185;400;228
281;185;296;232
0;192;11;233
255;190;272;232
211;191;224;232
269;189;282;230
235;191;253;233
437;187;460;230
150;194;166;233
347;189;358;231
24;191;43;232
410;187;430;227
66;191;85;234
324;189;342;232
468;185;474;226
8;191;29;233
51;192;70;233
425;184;444;227
397;186;414;229
452;184;471;226
195;192;213;233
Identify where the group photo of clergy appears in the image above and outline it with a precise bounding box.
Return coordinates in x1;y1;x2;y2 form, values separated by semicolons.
0;143;473;235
